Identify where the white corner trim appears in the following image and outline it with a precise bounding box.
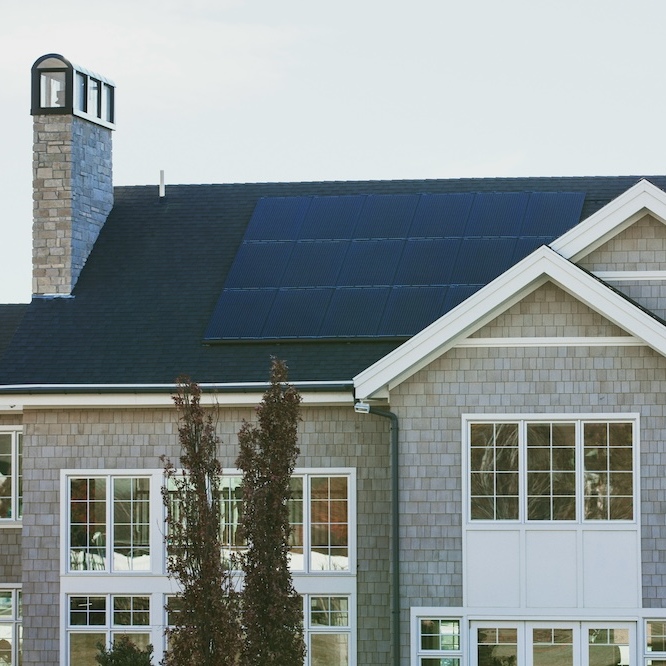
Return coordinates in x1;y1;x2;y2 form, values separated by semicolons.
354;246;666;399
551;179;666;261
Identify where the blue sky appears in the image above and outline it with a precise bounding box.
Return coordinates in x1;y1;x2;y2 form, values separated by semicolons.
2;0;666;303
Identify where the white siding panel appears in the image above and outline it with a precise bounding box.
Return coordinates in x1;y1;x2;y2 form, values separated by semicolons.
525;530;578;608
582;530;640;608
466;530;520;607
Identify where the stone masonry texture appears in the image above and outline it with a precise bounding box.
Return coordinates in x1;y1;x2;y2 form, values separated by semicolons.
32;115;112;295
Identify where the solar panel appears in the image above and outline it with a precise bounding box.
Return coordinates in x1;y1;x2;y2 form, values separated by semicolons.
394;238;461;286
336;240;403;287
465;192;529;236
299;195;364;240
204;290;276;340
244;197;309;241
224;242;293;289
320;288;391;337
378;286;449;336
353;194;420;239
262;289;332;338
281;241;348;288
520;192;586;236
452;238;518;285
409;193;474;238
204;191;586;341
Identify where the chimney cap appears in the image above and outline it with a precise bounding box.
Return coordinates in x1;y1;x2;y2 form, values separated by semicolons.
31;53;115;129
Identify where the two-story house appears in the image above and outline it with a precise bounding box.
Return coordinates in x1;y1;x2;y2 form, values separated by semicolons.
2;53;666;666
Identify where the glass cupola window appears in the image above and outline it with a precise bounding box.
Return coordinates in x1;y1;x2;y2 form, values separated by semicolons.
31;54;115;128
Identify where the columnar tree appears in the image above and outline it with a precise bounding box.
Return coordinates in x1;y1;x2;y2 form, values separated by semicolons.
236;358;306;666
161;380;240;666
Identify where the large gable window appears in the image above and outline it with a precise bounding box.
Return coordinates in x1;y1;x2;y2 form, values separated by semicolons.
467;417;635;523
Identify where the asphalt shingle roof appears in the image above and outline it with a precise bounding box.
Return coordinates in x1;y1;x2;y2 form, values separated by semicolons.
1;175;665;387
0;305;28;360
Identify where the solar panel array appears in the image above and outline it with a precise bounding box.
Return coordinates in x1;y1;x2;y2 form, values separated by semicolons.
204;191;585;341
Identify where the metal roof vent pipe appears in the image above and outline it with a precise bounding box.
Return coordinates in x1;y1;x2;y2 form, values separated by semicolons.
159;170;166;199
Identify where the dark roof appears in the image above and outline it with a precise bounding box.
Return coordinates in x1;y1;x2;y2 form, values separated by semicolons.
0;305;28;360
1;175;665;387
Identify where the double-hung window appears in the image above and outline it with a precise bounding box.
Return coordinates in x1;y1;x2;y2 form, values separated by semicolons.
0;428;22;521
68;475;151;572
467;418;635;523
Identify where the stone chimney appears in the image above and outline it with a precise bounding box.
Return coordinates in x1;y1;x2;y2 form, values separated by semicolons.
30;54;115;296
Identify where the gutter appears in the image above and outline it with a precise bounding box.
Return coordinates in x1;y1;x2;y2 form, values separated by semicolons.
355;402;401;666
0;380;355;395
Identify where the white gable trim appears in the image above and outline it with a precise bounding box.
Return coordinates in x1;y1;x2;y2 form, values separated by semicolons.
551;179;666;261
354;246;666;399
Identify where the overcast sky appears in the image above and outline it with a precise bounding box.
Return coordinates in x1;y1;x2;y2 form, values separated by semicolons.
2;0;666;303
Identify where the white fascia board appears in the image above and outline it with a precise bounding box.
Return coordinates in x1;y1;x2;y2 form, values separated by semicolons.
0;385;354;411
595;271;666;281
551;179;666;261
354;246;666;399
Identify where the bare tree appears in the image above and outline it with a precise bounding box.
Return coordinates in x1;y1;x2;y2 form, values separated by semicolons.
161;380;240;666
236;359;306;666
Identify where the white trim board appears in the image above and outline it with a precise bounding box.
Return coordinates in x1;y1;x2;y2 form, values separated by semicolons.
457;336;643;348
0;389;355;412
595;271;666;281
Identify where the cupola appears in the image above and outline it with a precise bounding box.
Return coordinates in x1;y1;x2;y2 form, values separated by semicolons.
31;53;115;129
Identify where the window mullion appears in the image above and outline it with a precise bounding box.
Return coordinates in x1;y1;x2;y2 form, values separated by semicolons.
519;420;527;524
107;479;113;573
576;422;582;523
305;475;311;575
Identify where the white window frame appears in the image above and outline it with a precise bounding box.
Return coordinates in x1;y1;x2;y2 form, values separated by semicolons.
644;616;666;666
0;427;22;525
218;468;356;576
463;413;640;525
303;593;355;666
412;611;641;666
60;468;356;665
412;608;466;666
290;470;356;575
60;470;164;576
66;593;153;664
0;585;22;665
